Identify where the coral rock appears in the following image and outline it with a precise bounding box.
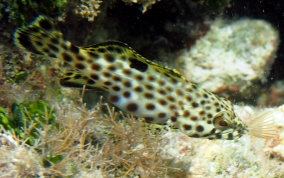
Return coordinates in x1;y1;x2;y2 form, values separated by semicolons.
178;19;279;95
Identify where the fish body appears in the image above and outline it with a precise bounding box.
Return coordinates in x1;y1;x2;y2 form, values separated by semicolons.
14;16;249;140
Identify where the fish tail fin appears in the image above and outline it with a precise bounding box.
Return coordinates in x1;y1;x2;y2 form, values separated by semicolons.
14;16;67;58
247;109;278;139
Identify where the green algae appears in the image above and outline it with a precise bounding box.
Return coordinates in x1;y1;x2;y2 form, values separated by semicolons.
0;100;58;146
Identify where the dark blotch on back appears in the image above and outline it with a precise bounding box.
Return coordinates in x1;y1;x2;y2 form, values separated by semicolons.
129;57;148;72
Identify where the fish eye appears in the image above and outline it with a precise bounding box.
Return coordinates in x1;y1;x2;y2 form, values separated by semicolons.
213;112;229;130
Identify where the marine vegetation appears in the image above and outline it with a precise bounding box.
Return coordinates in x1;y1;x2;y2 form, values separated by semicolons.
14;16;277;141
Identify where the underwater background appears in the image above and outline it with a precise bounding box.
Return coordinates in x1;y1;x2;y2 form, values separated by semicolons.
0;0;284;177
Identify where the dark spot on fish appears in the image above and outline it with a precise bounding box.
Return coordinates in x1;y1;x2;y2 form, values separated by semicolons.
17;32;38;54
102;72;111;78
176;89;183;96
158;99;167;105
66;72;73;76
119;56;127;62
144;117;154;123
91;63;101;71
76;55;85;61
169;105;176;110
109;95;120;103
49;53;56;58
75;63;85;70
129;57;148;72
171;78;178;84
62;53;73;62
148;76;155;81
104;54;115;62
186;88;193;92
158;113;166;118
190;116;198;121
51;37;59;44
104;81;112;86
158;80;165;86
123;91;131;98
183;124;192;130
216;133;222;139
122;69;132;75
167;96;175;102
146;103;155;110
127;103;138;112
74;74;81;79
112;76;121;82
145;84;153;90
228;133;233;140
158;89;166;95
135;75;143;81
107;46;114;51
123;81;131;88
196;125;204;132
90;74;99;80
35;41;43;46
186;96;192;102
192;102;199;108
28;27;40;33
171;116;177;122
87;79;95;85
112;86;120;91
42;48;50;54
199;111;206;115
134;86;143;92
39;18;52;30
144;92;154;99
98;48;106;53
183;111;190;117
70;44;79;54
48;44;59;52
107;65;116;71
214;102;220;106
60;80;83;88
61;43;68;50
88;51;99;58
113;47;123;53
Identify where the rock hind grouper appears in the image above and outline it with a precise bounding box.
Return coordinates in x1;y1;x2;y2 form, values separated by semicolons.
14;16;276;140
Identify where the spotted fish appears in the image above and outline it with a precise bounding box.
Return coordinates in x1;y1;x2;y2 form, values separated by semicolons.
14;16;276;140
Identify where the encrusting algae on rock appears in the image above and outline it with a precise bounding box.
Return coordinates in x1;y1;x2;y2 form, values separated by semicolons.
14;16;278;140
